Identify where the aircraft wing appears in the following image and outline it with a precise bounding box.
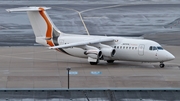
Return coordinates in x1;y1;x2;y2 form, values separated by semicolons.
49;38;114;49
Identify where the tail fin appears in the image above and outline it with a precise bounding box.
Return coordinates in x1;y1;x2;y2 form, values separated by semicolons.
6;7;61;46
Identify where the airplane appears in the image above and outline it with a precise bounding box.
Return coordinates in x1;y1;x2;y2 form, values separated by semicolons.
6;7;175;68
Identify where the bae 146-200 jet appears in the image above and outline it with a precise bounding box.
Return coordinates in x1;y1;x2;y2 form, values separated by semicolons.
6;7;175;68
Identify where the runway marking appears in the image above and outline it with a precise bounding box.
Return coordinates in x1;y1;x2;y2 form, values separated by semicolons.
78;12;90;35
80;4;127;13
69;71;78;75
83;16;108;19
59;7;90;36
91;71;102;75
59;4;140;36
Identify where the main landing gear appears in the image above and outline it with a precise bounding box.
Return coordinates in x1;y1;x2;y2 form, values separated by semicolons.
107;60;114;63
90;59;99;65
90;61;98;65
159;62;165;68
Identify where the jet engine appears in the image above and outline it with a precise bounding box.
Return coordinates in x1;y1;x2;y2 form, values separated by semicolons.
101;48;116;57
84;50;102;59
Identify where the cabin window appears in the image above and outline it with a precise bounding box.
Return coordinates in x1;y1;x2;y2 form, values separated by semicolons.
135;47;137;50
132;47;134;49
126;47;128;49
114;46;116;48
129;47;131;49
123;46;125;49
120;46;122;49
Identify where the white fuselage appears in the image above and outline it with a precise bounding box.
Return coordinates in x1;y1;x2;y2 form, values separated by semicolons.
58;34;175;62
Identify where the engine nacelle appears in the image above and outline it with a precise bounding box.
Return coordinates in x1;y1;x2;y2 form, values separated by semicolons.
101;48;116;57
84;50;102;59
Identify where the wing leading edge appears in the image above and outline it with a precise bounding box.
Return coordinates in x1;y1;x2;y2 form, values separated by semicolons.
49;38;115;49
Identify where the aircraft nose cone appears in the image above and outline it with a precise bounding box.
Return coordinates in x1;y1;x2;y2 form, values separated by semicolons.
167;53;175;60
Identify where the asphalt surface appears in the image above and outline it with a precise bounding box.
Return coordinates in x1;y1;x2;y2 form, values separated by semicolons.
0;46;179;89
0;1;180;46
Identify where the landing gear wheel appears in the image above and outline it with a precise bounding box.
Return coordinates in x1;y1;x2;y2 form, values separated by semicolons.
89;59;99;65
159;64;165;68
90;62;98;65
107;60;114;63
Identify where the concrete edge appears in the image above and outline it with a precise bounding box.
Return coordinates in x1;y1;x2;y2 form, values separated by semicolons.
0;88;180;91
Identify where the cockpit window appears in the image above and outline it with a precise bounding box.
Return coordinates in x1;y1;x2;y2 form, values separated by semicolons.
153;46;157;50
149;46;158;50
157;46;163;50
149;46;153;50
149;46;152;50
149;46;163;51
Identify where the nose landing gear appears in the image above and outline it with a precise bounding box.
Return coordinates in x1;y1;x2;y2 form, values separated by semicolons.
159;62;165;68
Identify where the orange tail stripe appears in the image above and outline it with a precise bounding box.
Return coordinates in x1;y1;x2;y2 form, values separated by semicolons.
39;7;54;46
47;40;54;46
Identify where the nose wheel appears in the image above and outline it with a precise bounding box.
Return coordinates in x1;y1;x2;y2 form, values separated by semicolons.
159;62;165;68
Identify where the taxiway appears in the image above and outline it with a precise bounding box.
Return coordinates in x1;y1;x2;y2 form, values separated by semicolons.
0;0;180;89
0;45;179;89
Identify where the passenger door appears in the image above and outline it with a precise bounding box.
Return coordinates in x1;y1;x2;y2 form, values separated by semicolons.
138;44;145;56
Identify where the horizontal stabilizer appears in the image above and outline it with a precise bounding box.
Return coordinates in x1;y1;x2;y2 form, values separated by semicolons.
6;7;51;12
